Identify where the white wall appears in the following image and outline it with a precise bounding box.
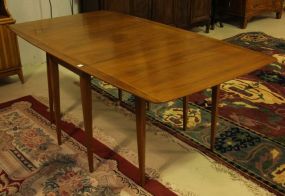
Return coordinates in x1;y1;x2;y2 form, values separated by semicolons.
6;0;79;66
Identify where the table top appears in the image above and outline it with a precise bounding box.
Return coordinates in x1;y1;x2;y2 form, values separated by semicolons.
10;11;275;103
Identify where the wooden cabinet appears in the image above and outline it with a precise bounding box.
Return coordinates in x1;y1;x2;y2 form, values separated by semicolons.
80;0;211;33
0;0;23;83
218;0;284;28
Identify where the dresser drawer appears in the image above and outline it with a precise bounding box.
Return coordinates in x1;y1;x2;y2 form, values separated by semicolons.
246;0;282;11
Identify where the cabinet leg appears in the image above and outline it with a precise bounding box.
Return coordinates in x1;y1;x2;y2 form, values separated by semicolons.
17;68;24;84
241;18;248;29
118;89;122;103
49;56;62;145
276;12;282;19
210;85;220;151
146;101;150;111
46;56;54;123
135;96;146;186
80;73;94;173
210;16;215;30
210;21;223;30
183;96;189;131
206;21;210;33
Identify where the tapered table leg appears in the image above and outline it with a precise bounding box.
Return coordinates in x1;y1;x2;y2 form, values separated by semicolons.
118;89;122;103
135;96;146;186
17;68;24;84
211;85;220;151
46;55;54;123
80;73;94;172
48;55;62;145
146;101;150;111
183;96;189;131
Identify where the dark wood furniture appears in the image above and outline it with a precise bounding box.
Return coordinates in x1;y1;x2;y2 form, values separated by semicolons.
80;0;211;32
217;0;284;29
211;0;223;29
0;0;23;83
79;0;100;12
10;11;275;186
102;0;152;18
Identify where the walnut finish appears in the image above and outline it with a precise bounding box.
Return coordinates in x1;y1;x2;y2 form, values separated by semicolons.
0;0;23;83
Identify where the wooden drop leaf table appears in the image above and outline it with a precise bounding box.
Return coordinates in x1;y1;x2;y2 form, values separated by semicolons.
10;11;275;186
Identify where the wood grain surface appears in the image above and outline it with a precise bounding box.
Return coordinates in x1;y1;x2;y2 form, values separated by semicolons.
10;11;275;103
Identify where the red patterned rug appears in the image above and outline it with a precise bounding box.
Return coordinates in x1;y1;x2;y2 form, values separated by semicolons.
0;96;176;195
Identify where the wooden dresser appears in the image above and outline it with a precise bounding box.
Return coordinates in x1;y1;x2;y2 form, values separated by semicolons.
217;0;284;28
80;0;212;33
0;0;23;83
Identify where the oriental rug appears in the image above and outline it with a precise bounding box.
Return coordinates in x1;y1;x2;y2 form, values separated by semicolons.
0;96;175;195
91;32;285;195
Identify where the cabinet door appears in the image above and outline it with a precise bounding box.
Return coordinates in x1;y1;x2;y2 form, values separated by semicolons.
0;1;4;16
0;24;21;71
246;0;282;12
103;0;131;14
248;0;272;10
80;0;100;13
152;0;175;25
174;0;191;28
189;0;211;24
228;0;244;15
217;0;244;16
131;0;151;19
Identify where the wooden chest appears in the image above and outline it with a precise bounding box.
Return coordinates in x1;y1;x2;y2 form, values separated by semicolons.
218;0;284;28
